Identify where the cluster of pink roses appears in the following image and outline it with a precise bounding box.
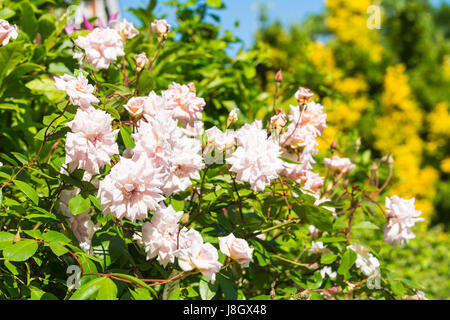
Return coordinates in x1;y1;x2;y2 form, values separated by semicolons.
141;204;253;283
50;16;426;287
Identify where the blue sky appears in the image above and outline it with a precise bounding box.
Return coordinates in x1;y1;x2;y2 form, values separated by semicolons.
119;0;324;47
119;0;448;49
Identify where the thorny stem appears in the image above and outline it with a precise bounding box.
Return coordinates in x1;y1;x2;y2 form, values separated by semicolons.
185;166;209;228
122;56;129;85
113;121;139;128
271;81;281;117
106;92;129;101
147;38;166;73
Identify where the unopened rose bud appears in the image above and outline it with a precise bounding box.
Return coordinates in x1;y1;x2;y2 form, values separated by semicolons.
134;52;149;71
387;154;394;170
275;70;283;83
187;82;196;93
151;19;170;37
354;137;361;152
227;108;238;128
295;87;314;105
123;148;134;159
180;212;189;225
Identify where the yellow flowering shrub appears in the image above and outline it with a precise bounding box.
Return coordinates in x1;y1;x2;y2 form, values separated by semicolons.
326;0;384;62
374;64;438;219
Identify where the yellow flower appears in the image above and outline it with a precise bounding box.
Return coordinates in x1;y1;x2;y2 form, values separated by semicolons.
441;158;450;174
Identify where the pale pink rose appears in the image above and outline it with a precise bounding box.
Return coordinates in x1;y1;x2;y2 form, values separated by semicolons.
288;103;327;137
65;107;119;174
142;205;183;267
295;87;314;104
142;91;167;117
97;156;165;222
151;19;170;36
74;28;124;69
162;135;203;195
162;82;205;126
132;111;204;196
298;169;324;194
324;155;355;175
0;19;18;46
384;196;424;247
219;233;253;268
282;122;318;150
281;153;323;193
179;227;204;247
177;242;222;283
54;73;99;109
134;52;149;70
59;188;97;253
183;121;204;138
227;120;283;191
110;18;139;40
205;126;236;152
124;97;145;117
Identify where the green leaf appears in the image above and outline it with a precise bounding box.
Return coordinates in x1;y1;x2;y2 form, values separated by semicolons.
321;254;338;265
68;193;91;215
199;277;218;300
337;249;357;275
0;41;27;86
218;274;237;299
120;125;135;149
23;230;42;240
352;221;379;230
390;280;405;297
13;180;39;205
0;232;14;250
163;271;180;300
129;287;153;300
110;273;157;298
20;1;38;40
25;76;65;102
292;204;333;233
43;230;70;256
96;277;118;300
11;152;28;165
3;239;38;262
0;8;15;20
70;276;105;300
206;0;222;8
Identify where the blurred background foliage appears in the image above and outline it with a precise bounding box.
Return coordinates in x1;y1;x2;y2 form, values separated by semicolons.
0;0;448;299
252;0;450;298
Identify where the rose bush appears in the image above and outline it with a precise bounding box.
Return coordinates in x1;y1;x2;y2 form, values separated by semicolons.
0;0;432;300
